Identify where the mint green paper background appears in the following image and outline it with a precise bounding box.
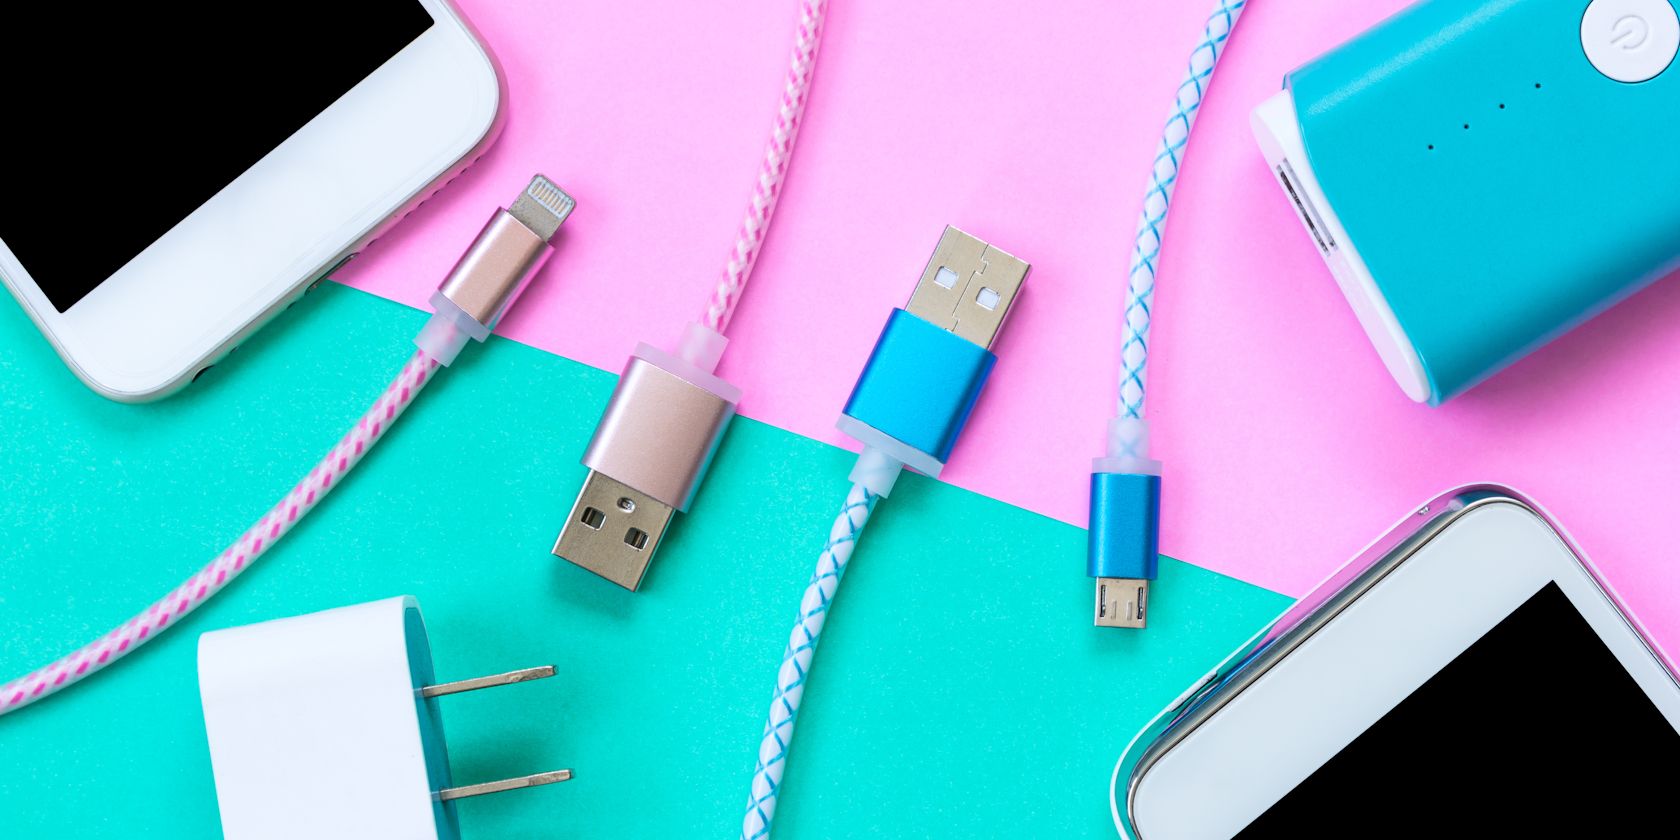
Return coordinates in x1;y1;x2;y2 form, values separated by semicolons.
0;285;1288;837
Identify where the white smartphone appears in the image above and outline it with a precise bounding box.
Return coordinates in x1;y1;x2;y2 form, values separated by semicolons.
1114;487;1680;838
0;1;503;401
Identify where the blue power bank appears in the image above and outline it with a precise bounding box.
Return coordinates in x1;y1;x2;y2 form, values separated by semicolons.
1253;0;1680;404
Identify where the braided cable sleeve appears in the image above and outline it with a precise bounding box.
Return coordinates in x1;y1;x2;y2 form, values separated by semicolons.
741;481;878;840
701;0;829;335
1116;0;1247;419
0;350;442;716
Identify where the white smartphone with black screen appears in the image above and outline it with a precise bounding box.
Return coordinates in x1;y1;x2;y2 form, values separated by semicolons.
1114;487;1680;838
0;0;503;401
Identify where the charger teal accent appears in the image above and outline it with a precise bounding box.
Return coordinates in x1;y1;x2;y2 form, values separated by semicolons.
1289;0;1680;403
1089;472;1162;581
841;308;995;464
0;283;1288;837
403;604;460;840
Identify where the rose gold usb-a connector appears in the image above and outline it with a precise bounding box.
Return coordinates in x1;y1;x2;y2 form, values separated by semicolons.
554;326;740;590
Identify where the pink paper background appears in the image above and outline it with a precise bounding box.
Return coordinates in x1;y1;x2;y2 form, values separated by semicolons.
341;0;1680;652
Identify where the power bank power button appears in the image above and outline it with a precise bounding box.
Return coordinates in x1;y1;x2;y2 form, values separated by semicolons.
1583;0;1680;82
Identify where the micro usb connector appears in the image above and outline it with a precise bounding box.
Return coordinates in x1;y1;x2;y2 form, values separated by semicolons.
1090;420;1162;630
1095;578;1150;629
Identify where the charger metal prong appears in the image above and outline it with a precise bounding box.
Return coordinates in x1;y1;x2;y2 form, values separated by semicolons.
437;769;573;802
420;665;557;699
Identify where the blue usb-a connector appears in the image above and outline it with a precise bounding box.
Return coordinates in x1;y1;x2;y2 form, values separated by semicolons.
841;310;996;474
836;226;1029;490
745;227;1030;837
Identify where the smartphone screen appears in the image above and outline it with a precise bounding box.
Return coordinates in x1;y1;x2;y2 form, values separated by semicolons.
1237;582;1680;837
0;2;435;312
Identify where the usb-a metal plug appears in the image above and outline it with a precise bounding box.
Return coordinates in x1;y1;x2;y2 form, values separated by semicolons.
905;226;1030;351
554;472;675;590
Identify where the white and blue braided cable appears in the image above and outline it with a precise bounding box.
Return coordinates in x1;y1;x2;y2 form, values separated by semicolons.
742;481;881;840
1116;0;1247;430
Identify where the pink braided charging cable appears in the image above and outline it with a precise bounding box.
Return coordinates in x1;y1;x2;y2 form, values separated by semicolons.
701;0;829;335
1;350;440;715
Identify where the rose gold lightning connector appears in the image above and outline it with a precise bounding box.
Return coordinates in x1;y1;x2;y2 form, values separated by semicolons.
417;175;576;366
554;340;741;590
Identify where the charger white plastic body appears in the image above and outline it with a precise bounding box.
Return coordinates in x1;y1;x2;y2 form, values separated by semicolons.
198;597;460;840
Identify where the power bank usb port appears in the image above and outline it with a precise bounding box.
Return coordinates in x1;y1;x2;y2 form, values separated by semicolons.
1276;161;1336;255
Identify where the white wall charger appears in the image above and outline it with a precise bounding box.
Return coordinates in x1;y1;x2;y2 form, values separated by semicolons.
198;596;570;839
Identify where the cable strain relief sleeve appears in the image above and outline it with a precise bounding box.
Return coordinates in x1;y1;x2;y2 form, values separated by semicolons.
418;291;496;365
1096;416;1162;475
675;322;729;375
849;446;905;498
415;311;472;367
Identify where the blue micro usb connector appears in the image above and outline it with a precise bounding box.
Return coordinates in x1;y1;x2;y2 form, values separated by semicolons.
1090;468;1160;628
1089;413;1165;629
836;226;1029;486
